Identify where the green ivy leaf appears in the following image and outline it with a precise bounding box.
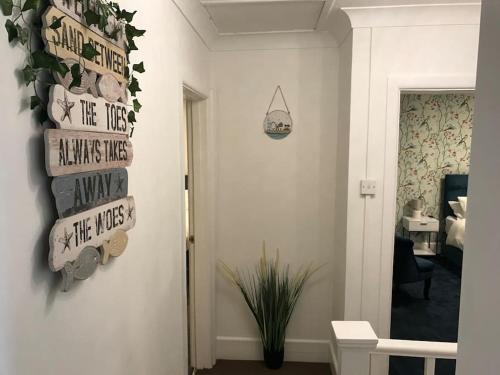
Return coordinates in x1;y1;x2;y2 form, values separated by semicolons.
84;9;100;27
69;63;82;89
0;0;13;16
132;99;142;113
119;9;136;22
30;95;41;109
22;65;37;86
107;26;121;41
49;16;65;30
125;23;145;41
38;107;49;125
128;110;136;124
132;62;145;73
98;14;107;30
126;38;137;53
22;0;42;12
128;76;141;97
31;50;69;75
16;25;29;45
81;42;100;60
5;19;17;43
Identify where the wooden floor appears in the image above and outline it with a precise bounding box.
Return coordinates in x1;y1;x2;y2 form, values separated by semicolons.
197;360;331;375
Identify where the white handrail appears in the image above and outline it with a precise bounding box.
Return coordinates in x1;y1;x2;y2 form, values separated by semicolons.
331;321;457;375
374;338;457;359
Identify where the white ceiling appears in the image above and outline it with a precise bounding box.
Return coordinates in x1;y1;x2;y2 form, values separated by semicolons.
201;0;327;34
200;0;480;35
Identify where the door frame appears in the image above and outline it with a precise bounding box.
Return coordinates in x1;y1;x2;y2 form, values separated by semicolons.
378;74;476;342
181;83;216;370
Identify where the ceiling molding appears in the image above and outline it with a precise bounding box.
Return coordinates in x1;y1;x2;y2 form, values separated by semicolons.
201;0;325;4
342;3;481;28
212;30;337;51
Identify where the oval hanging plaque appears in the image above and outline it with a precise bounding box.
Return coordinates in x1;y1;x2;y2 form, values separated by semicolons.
263;110;293;140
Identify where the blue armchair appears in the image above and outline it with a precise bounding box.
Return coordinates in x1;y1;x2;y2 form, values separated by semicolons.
393;235;435;299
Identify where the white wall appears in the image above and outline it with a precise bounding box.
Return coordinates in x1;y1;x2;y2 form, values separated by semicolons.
338;18;480;338
0;1;210;374
212;46;339;362
457;1;500;373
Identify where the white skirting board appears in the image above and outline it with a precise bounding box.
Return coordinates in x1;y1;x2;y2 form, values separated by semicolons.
216;336;331;363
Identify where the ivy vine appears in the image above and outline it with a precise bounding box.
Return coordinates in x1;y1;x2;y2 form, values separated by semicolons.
1;0;145;136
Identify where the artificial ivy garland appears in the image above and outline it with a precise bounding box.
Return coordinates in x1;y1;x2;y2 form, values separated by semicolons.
1;0;145;136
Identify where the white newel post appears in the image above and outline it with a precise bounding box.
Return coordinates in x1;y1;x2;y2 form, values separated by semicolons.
331;321;379;375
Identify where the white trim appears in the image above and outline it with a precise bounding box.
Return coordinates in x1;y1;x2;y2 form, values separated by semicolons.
343;3;480;29
212;30;337;51
216;336;331;363
378;74;476;344
201;0;325;5
182;84;217;370
329;341;339;375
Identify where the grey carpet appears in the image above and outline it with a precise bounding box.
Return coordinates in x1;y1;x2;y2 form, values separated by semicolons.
197;360;331;375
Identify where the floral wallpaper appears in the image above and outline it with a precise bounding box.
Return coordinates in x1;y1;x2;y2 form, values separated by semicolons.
396;94;474;234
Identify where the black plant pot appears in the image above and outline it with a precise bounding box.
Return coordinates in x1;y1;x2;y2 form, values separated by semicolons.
263;348;285;370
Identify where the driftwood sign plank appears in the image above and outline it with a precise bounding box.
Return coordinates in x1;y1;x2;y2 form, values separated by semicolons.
49;196;136;271
45;129;133;176
101;229;128;264
54;59;98;97
52;168;128;218
61;246;101;292
97;74;128;103
42;6;128;84
50;0;127;49
49;84;129;135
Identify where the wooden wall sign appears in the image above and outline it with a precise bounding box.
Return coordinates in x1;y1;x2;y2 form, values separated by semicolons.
49;84;129;135
97;74;128;103
49;196;136;271
61;246;101;292
45;129;133;176
52;168;128;218
54;59;98;97
101;230;128;265
42;6;128;84
50;0;127;49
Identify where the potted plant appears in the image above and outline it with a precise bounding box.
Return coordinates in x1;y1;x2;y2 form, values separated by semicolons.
219;244;320;370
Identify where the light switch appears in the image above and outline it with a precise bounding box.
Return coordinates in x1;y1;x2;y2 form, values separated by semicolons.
360;180;377;196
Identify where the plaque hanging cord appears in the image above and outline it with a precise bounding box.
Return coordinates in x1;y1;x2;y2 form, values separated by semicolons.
266;85;290;115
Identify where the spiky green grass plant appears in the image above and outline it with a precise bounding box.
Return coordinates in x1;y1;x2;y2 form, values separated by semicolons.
219;243;320;354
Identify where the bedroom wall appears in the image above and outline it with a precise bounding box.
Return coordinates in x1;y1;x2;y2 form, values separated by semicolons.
0;1;210;374
212;45;338;362
457;1;500;372
396;93;474;232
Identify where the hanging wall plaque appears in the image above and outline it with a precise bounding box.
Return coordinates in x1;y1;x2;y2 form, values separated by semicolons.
263;85;293;140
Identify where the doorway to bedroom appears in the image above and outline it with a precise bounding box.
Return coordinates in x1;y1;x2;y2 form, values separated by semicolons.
390;92;475;375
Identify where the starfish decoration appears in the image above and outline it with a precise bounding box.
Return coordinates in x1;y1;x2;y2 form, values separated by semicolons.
116;176;125;193
126;204;135;220
58;228;73;253
57;90;75;123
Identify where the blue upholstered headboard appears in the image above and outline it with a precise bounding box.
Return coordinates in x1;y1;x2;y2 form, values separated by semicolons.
442;174;469;219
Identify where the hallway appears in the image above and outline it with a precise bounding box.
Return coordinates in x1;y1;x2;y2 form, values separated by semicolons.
197;360;331;375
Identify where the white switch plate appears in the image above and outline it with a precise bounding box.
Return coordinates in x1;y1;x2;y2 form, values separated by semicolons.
360;180;377;195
